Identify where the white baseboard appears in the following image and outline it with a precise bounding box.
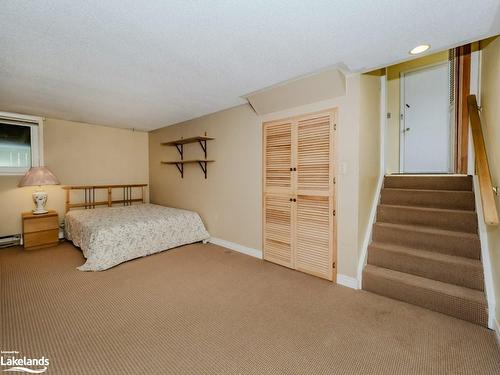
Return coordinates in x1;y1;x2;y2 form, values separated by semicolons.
208;237;262;259
337;274;358;289
495;318;500;347
473;176;497;330
356;174;384;288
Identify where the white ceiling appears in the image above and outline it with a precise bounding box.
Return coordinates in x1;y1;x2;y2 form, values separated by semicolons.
1;1;499;131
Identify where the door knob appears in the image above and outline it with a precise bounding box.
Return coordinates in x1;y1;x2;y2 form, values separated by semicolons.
404;128;410;132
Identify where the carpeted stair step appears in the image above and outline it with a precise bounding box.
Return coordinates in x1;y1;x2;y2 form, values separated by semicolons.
362;264;488;326
372;222;480;259
384;175;472;191
367;242;484;290
380;188;475;211
377;204;478;233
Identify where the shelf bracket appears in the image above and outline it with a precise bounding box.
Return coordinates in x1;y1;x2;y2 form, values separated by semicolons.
197;160;208;179
197;140;207;158
175;144;184;160
174;162;184;178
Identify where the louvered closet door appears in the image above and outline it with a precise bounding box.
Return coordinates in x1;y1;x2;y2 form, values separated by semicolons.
295;113;335;280
264;121;293;193
295;195;332;279
263;111;336;281
263;121;294;268
263;194;293;267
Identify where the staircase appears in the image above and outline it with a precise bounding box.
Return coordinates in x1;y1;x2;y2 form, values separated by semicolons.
362;175;488;327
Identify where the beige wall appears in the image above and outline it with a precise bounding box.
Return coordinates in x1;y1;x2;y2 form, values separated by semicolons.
246;68;346;115
149;73;382;279
357;75;381;255
479;36;500;326
385;51;449;173
1;73;381;282
0;118;149;236
149;105;262;250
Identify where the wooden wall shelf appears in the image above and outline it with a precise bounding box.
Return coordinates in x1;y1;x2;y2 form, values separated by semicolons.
161;136;214;146
161;160;215;164
161;136;214;160
161;160;214;179
161;134;215;178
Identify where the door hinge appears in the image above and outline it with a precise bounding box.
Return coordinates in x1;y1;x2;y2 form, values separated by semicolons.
334;123;337;131
333;209;336;216
332;261;336;269
333;177;336;184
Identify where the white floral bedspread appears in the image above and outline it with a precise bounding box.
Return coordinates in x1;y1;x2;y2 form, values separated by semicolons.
65;204;210;271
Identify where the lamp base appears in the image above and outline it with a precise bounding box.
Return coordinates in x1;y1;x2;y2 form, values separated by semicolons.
32;191;48;215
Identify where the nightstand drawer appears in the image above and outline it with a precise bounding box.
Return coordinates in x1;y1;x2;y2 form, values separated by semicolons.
22;210;59;250
24;229;59;249
24;215;59;233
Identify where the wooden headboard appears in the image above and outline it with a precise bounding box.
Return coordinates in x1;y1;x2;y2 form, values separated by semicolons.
62;184;147;213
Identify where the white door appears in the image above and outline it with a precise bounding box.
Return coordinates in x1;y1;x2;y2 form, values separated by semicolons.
401;63;451;173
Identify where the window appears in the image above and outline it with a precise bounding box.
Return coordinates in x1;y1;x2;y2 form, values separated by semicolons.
0;112;43;175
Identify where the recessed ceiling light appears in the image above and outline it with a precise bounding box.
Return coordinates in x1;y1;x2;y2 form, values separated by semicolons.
410;44;430;55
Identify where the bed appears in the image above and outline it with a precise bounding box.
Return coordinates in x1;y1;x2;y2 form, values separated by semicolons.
63;184;210;271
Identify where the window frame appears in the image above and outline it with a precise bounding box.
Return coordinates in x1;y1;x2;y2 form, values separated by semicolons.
0;111;44;176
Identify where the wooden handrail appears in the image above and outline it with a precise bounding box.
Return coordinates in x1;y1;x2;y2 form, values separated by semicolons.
467;95;499;225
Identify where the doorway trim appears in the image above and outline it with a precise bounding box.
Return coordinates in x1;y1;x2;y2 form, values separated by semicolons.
454;44;471;174
398;61;453;173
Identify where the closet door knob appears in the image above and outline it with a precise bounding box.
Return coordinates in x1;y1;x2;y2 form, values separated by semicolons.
293;167;297;171
289;198;293;202
293;198;297;202
290;167;293;171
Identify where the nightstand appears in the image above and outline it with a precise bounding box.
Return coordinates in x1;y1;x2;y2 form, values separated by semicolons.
22;210;59;250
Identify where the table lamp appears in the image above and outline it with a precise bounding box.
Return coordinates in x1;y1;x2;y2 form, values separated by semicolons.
18;166;60;214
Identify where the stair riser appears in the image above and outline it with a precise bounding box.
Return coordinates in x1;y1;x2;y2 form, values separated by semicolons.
372;225;480;259
368;246;484;290
377;205;478;233
362;271;488;326
384;176;472;191
381;189;475;211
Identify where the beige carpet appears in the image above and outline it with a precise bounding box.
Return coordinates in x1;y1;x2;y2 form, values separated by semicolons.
1;242;499;375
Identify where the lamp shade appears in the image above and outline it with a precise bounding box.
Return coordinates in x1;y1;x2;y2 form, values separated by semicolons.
18;167;60;187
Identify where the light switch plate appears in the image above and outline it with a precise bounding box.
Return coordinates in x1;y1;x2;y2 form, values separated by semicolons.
339;161;347;175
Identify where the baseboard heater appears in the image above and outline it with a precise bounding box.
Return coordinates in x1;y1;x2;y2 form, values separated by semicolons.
0;234;21;248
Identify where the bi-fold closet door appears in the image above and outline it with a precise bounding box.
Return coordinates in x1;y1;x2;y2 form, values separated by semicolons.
263;110;337;281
